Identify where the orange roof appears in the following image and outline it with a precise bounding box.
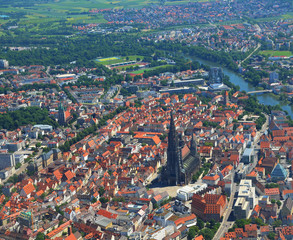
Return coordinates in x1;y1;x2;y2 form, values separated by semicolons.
245;224;257;232
283;189;293;195
22;183;35;196
253;204;261;213
265;188;279;195
194;236;204;240
203;174;220;181
65;170;75;181
65;233;77;240
174;214;196;226
97;209;118;219
53;169;62;181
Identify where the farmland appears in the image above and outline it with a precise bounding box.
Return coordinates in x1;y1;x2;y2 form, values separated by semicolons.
0;0;211;27
0;0;157;26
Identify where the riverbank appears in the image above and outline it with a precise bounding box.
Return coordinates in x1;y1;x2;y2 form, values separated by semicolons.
191;56;293;118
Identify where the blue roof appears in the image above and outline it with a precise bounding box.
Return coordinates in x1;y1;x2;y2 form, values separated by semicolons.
243;148;253;156
271;163;288;181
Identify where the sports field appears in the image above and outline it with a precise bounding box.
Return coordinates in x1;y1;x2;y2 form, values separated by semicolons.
96;55;143;65
97;57;120;62
130;64;172;74
259;50;293;57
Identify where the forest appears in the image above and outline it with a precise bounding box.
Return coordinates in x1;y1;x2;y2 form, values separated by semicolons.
0;107;58;130
0;34;239;72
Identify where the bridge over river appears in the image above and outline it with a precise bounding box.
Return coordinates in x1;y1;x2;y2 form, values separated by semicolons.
247;89;273;94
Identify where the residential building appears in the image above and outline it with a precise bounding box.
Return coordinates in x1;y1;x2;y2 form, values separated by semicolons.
191;193;227;221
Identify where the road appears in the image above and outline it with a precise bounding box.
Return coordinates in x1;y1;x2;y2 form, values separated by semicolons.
253;114;269;145
46;66;51;77
238;43;261;67
246;114;269;176
213;180;236;240
109;85;121;100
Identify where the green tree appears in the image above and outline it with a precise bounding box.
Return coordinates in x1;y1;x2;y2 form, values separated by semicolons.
272;220;282;228
36;232;46;240
35;142;41;148
161;80;168;86
15;162;22;169
197;218;205;229
100;197;108;204
267;232;276;240
187;227;197;240
199;228;214;240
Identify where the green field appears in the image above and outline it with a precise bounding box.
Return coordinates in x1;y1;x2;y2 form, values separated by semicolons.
96;55;144;65
0;0;217;27
97;57;120;62
114;63;142;70
0;0;159;26
259;50;293;57
130;64;172;74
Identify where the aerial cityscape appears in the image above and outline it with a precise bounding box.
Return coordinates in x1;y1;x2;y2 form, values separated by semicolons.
0;0;292;239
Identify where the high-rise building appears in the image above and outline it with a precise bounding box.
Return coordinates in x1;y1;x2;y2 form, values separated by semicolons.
209;67;223;84
0;59;9;69
0;150;15;170
162;112;201;185
269;71;279;84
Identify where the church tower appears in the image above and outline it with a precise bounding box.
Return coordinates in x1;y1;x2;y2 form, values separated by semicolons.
190;133;201;169
164;112;186;185
58;102;66;125
190;134;197;156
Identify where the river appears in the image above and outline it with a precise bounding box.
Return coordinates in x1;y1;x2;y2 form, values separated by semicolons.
192;57;293;118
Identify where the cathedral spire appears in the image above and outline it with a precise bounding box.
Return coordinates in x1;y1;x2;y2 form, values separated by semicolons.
164;111;186;185
168;111;177;150
190;133;197;156
58;102;66;125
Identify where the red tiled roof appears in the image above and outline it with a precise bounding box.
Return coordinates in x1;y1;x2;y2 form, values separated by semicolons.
97;209;118;219
53;169;62;181
65;170;75;181
22;183;35;196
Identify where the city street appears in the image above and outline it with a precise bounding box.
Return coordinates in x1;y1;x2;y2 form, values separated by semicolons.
213;178;236;240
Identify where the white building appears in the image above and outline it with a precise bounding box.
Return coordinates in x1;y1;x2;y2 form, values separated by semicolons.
238;179;256;209
177;183;208;201
0;59;9;69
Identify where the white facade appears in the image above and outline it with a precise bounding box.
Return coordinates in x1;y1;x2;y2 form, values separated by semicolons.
238;180;256;209
177;183;208;201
